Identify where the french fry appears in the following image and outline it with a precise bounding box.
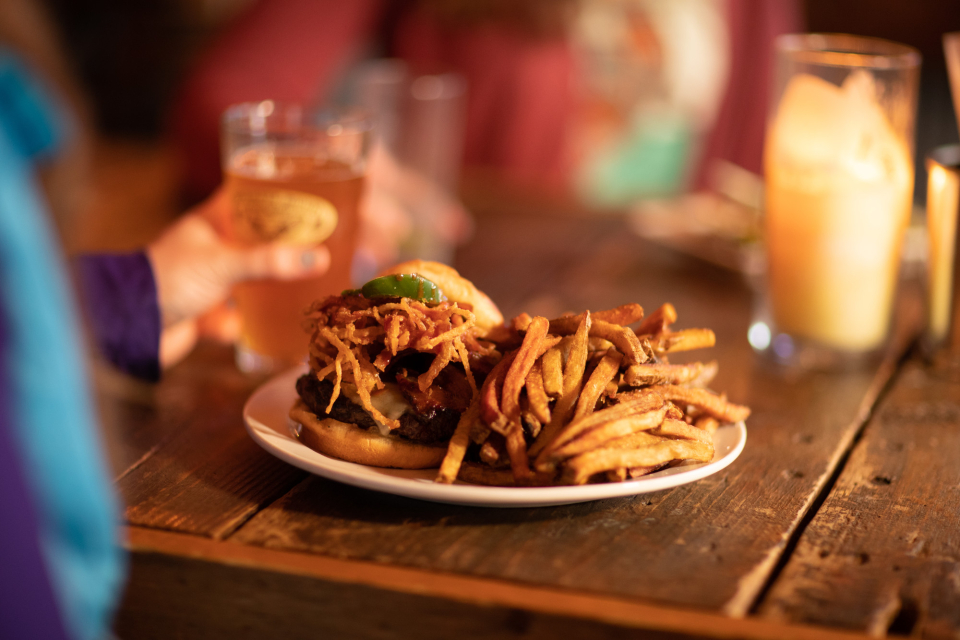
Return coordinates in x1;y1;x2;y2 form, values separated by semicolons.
470;421;491;445
588;336;614;352
437;400;481;483
593;303;645;326
657;329;716;353
561;317;592;397
635;303;677;336
550;312;646;366
539;335;563;354
498;324;559;480
529;312;592;458
513;312;533;332
548;312;587;335
654;385;751;423
480;351;516;431
652;417;713;445
628;463;670;478
623;361;718;387
664;402;684;421
590;320;646;365
606;430;669;450
606;468;627;482
545;388;664;455
572;349;622;422
564;439;715;485
524;361;552;424
501;317;549;422
550;303;644;333
694;415;720;433
436;297;748;487
479;434;506;466
544;406;669;464
504;421;532;481
522;410;542;438
541;347;564;397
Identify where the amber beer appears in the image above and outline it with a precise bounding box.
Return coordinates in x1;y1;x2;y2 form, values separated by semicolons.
224;145;365;370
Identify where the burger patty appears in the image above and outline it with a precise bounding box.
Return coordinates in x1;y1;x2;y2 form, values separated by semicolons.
296;374;462;444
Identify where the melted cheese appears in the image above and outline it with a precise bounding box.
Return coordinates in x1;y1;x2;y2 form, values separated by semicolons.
341;382;411;436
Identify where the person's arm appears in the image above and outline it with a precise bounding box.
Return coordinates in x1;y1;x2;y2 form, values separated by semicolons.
0;304;71;640
74;251;161;381
74;189;334;379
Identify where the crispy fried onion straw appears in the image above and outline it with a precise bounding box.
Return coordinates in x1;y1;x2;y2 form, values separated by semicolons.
305;295;493;431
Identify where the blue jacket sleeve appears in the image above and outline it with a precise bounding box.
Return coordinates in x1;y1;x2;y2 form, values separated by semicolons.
0;314;71;640
0;50;126;640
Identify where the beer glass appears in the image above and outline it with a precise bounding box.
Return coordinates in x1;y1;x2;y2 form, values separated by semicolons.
221;102;372;373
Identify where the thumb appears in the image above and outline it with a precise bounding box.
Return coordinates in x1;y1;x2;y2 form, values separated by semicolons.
233;244;332;282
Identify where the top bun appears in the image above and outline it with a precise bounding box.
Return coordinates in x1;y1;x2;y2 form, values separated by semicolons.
378;260;504;330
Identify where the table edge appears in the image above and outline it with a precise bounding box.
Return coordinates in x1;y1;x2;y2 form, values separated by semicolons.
124;525;870;640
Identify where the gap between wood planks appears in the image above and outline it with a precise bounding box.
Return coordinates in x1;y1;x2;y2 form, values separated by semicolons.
729;319;922;618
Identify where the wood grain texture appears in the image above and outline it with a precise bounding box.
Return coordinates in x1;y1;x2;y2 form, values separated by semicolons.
229;217;898;615
114;550;711;640
116;342;306;538
453;207;622;319
757;353;960;637
111;208;906;620
116;528;872;640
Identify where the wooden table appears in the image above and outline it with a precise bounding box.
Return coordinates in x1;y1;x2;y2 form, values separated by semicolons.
106;196;960;640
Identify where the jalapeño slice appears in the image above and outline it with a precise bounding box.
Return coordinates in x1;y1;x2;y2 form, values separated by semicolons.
358;274;447;304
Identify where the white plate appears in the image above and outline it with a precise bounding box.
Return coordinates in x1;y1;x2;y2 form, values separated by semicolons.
243;367;747;508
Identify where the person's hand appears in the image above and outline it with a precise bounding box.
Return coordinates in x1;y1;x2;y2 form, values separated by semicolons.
146;189;331;366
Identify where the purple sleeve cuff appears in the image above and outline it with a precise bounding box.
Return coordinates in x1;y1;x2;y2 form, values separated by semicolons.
74;252;161;381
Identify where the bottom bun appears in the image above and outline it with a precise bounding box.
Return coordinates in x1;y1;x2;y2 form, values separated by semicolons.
289;400;447;469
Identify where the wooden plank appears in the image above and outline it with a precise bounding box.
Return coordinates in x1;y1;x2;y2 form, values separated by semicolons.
93;363;188;481
757;351;960;636
117;527;871;640
454;208;621;318
116;342;306;538
229;222;898;615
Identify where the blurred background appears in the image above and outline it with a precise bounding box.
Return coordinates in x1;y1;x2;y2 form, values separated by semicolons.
6;0;960;269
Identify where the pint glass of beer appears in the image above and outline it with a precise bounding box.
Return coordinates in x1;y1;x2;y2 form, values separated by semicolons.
221;101;371;373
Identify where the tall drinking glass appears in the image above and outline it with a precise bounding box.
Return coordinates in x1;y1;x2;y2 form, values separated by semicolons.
925;145;960;348
752;34;920;367
221;102;372;373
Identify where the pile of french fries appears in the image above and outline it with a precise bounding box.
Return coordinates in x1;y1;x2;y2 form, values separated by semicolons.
437;303;751;486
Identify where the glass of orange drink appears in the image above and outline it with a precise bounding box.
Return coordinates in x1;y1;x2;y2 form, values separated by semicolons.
751;35;920;368
221;101;371;373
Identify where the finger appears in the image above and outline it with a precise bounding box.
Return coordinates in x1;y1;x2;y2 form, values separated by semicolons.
237;244;331;281
159;319;199;368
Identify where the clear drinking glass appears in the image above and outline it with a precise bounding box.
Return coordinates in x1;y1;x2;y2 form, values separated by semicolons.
924;145;960;349
750;34;921;368
221;102;372;373
354;59;468;264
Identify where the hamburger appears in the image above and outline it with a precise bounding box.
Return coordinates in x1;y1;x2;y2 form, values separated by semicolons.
290;260;503;468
